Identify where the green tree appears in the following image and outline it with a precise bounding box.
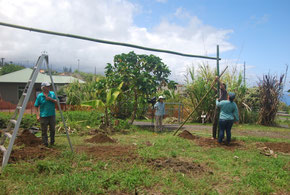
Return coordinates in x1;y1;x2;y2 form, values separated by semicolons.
105;51;172;123
0;63;25;75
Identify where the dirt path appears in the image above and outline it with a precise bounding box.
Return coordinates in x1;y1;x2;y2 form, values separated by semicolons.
133;121;290;140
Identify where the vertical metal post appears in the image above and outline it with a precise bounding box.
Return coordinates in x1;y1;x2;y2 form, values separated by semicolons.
181;104;184;123
178;103;181;123
217;45;220;98
244;61;246;87
77;59;80;71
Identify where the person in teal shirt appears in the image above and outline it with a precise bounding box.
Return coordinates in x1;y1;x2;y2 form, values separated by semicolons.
34;82;57;146
216;92;239;145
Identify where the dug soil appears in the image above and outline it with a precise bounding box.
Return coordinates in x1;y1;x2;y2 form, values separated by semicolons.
0;130;57;163
146;157;208;175
257;142;290;154
178;130;244;150
76;145;137;161
85;133;116;144
15;129;43;147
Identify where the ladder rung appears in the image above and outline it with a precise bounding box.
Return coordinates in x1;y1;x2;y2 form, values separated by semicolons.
22;93;27;96
0;145;6;153
4;133;12;139
28;79;32;82
10;119;17;125
17;106;22;110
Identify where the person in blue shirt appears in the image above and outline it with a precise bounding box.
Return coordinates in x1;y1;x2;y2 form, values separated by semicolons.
34;82;57;147
154;96;165;132
216;92;239;145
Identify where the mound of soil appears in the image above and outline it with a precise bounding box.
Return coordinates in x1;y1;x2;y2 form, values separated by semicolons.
146;158;206;175
85;133;116;144
178;130;200;140
15;129;43;147
178;130;244;150
76;145;136;161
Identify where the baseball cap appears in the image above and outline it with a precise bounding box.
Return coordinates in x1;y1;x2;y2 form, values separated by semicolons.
228;92;236;99
41;82;51;87
158;96;165;100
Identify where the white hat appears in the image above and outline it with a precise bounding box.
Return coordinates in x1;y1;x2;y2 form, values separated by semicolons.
41;82;51;87
158;95;165;100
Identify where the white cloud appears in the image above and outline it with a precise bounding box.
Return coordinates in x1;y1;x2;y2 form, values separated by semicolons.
0;0;234;83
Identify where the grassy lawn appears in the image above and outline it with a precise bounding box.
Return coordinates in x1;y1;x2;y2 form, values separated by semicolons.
0;127;289;194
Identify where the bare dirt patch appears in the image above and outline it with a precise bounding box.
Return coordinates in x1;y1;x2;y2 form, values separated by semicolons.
257;142;290;154
85;133;116;144
0;146;57;163
0;130;57;163
76;145;137;161
178;130;244;150
146;157;207;175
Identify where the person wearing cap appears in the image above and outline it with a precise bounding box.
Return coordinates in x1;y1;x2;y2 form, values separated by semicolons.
34;82;57;147
154;96;165;132
216;92;239;145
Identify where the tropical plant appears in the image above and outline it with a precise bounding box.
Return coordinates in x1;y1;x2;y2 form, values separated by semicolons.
105;51;173;123
81;82;123;133
257;73;284;126
64;77;107;105
185;63;217;122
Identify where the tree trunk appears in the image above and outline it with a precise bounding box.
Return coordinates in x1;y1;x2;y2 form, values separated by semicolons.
105;107;112;134
130;89;138;124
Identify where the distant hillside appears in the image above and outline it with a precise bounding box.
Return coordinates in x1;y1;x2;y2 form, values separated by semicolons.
281;93;290;105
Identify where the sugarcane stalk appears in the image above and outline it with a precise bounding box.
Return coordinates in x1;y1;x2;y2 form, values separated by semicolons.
173;66;228;136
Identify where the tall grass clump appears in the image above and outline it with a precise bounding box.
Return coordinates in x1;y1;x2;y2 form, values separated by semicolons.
258;73;284;125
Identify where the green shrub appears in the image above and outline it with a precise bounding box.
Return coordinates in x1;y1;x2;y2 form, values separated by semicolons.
0;112;38;129
0;112;10;128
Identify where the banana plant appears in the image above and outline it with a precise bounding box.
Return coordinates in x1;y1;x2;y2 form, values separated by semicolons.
81;82;123;133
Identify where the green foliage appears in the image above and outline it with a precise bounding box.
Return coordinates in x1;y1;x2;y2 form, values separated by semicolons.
64;77;107;105
0;112;10;128
81;82;123;130
20;114;38;128
56;111;104;134
0;63;25;75
185;63;216;122
36;160;72;174
105;51;173;123
0;112;38;129
223;67;250;123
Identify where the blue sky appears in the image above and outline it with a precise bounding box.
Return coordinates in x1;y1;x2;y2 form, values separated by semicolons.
0;0;289;92
131;0;290;89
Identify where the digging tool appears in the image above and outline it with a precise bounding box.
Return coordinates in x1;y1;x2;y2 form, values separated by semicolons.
173;66;228;136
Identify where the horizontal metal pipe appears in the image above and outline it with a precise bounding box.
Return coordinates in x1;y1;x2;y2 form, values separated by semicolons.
0;21;221;60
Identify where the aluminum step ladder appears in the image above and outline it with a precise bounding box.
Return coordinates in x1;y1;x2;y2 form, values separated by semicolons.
0;54;73;169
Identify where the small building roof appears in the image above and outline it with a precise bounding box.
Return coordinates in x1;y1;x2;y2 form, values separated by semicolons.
0;68;85;84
